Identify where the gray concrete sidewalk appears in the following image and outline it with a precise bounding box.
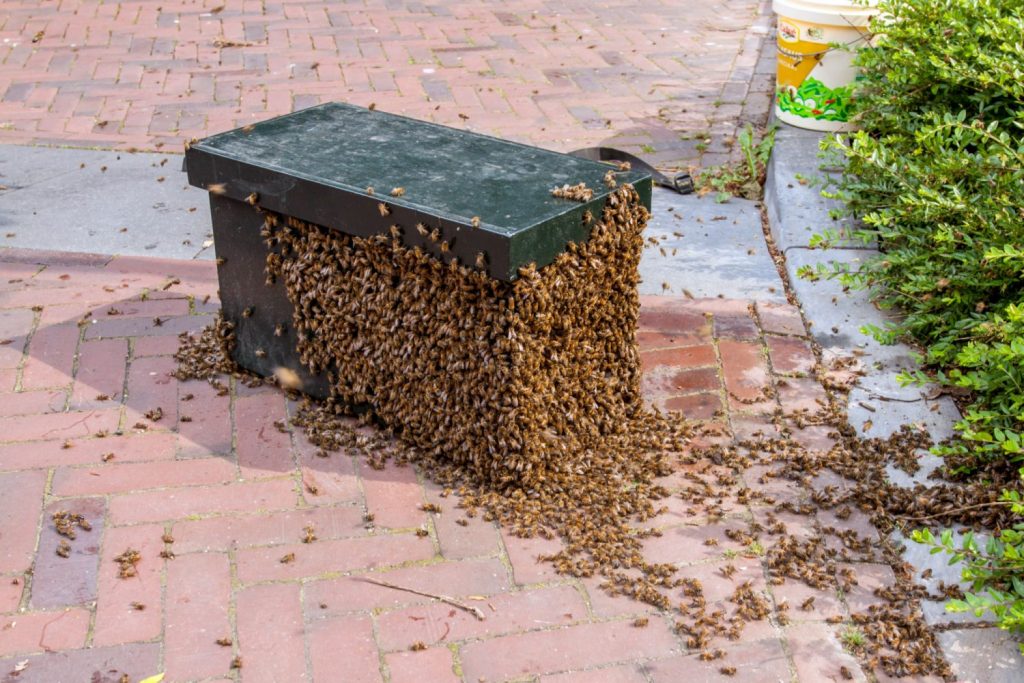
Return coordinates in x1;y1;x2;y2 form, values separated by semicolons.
0;143;785;302
764;123;1022;682
0;145;214;261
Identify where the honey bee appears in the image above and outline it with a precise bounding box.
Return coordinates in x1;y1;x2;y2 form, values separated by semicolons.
378;203;390;216
302;524;317;544
216;637;233;647
231;656;243;669
389;224;402;239
366;186;375;195
475;252;487;269
390;187;405;197
279;553;295;564
410;642;426;651
632;617;649;628
471;216;481;228
216;257;226;266
245;192;259;206
415;528;429;537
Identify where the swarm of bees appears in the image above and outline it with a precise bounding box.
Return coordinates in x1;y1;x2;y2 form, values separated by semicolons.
173;177;1007;680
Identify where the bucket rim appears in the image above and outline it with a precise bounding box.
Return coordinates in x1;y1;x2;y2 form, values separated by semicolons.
773;0;877;27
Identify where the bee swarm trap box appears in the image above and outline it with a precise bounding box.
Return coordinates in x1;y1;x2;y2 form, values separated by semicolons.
186;103;653;484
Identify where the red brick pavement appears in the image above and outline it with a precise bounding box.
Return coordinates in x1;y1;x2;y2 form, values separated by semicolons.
0;248;902;682
0;0;776;169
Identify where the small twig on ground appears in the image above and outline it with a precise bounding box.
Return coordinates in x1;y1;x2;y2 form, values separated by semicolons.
355;576;486;620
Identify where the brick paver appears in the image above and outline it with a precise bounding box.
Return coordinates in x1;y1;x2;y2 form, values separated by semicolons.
0;0;775;169
0;247;930;681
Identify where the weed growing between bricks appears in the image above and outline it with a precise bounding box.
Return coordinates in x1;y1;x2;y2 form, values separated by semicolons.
174;184;997;678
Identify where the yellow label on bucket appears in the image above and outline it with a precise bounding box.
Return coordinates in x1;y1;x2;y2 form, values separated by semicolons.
776;19;827;91
774;15;869;129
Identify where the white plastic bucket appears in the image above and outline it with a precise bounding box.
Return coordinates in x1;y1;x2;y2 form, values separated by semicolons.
772;0;876;131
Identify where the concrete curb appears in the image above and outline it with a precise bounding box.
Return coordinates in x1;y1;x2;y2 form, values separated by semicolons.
764;122;1022;680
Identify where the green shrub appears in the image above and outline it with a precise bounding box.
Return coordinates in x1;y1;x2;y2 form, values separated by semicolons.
821;0;1024;469
813;0;1024;644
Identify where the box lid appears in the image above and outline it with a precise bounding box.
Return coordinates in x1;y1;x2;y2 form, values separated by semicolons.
185;102;651;281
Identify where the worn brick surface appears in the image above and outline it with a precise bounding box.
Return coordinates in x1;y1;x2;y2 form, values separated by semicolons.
0;0;774;170
460;619;680;681
541;665;649;683
107;478;298;524
30;498;104;610
786;622;867;683
376;584;586;651
236;582;307;683
164;552;234;681
92;523;165;646
645;637;791;682
51;456;236;496
0;607;90;657
70;338;128;409
235;533;434;584
0;431;177;470
0;236;909;681
386;647;459;683
308;616;383;683
0;643;161;683
362;459;427;529
172;505;365;553
0;470;46;573
767;335;817;375
307;558;510;617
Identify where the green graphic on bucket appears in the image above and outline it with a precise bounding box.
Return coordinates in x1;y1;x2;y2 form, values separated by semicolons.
776;77;855;123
